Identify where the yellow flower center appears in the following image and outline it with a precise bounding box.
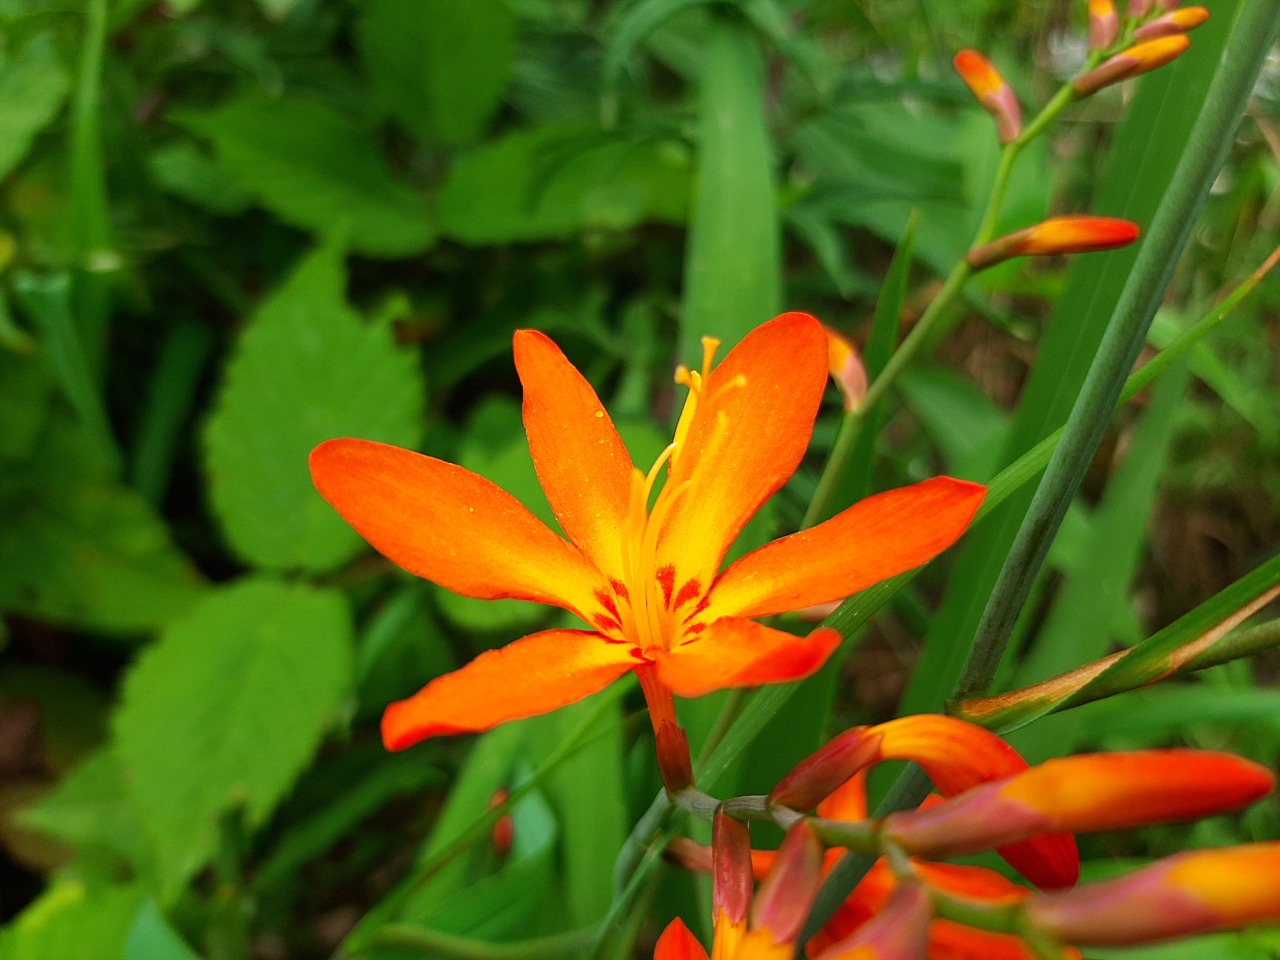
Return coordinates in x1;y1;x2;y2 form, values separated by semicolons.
613;336;720;654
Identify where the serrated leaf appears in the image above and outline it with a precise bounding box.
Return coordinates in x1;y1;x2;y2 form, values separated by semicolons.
357;0;515;146
439;125;689;245
179;97;436;258
114;578;353;893
204;243;425;573
0;881;142;960
0;33;70;182
0;408;205;634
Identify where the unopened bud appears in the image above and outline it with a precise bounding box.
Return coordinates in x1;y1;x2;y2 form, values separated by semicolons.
655;720;694;795
967;216;1140;269
1134;5;1208;39
752;821;824;945
1089;0;1119;49
1073;35;1191;96
953;50;1022;143
770;726;882;812
824;326;868;412
817;883;932;960
1126;0;1154;16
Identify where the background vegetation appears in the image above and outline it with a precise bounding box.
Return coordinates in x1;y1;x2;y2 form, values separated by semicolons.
0;0;1277;958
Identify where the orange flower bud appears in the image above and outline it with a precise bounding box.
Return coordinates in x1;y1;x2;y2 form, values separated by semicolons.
1073;35;1191;96
1027;844;1280;945
967;216;1140;269
953;49;1022;143
824;326;868;413
1089;0;1119;49
752;821;824;946
1126;0;1154;16
770;726;882;812
885;751;1273;860
1134;5;1208;39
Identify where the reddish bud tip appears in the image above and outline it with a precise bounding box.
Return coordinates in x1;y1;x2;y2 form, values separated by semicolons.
1126;0;1154;16
770;726;882;812
713;811;753;926
816;882;932;960
968;216;1140;269
655;720;695;795
655;919;710;960
953;49;1022;143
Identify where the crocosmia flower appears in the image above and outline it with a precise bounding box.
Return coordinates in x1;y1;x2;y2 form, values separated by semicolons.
310;314;984;751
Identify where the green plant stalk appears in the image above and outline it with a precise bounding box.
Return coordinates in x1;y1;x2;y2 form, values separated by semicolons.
802;407;861;528
955;0;1280;704
359;925;596;960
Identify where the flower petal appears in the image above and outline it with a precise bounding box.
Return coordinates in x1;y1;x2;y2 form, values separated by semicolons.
655;919;710;960
380;629;642;750
513;329;634;584
310;438;609;622
705;478;985;620
657;313;828;594
654;619;841;698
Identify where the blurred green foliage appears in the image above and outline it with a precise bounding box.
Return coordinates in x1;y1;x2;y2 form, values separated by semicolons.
0;0;1277;958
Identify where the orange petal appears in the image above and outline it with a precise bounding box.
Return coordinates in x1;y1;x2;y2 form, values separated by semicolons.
817;768;869;822
816;883;931;960
654;619;841;698
657;313;828;595
380;629;642;749
705;478;985;620
310;439;609;620
656;919;710;960
873;715;1078;889
512;329;635;584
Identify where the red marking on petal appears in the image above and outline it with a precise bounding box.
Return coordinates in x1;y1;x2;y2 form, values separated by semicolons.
657;564;676;607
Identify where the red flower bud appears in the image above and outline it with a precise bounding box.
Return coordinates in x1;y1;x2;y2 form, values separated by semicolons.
953;50;1022;143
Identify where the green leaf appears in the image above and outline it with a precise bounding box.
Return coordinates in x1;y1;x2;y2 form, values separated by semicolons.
178;97;436;258
0;881;142;960
0;32;69;182
125;902;202;960
204;243;425;573
439;125;690;245
0;401;205;634
146;142;251;215
680;14;779;358
19;750;154;879
113;577;353;894
357;0;515;147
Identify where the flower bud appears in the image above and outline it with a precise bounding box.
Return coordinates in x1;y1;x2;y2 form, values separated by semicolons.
1073;35;1191;96
656;918;710;960
713;810;752;949
967;216;1139;269
818;883;932;960
1126;0;1154;16
752;821;824;945
885;751;1274;860
953;49;1022;143
655;719;695;795
824;326;868;413
770;726;882;812
1089;0;1119;49
1027;844;1280;945
1134;5;1208;39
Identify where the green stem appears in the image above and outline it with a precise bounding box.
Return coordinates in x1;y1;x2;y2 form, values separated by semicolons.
801;408;861;528
955;0;1280;703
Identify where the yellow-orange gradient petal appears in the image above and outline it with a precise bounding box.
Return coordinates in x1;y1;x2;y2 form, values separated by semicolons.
874;715;1078;889
657;313;829;593
513;329;635;584
654;620;842;698
655;919;710;960
381;629;642;750
311;439;609;619
705;478;985;620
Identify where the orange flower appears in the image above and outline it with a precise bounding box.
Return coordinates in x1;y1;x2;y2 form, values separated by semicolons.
1088;0;1119;49
1133;5;1208;40
967;216;1140;270
1073;35;1191;96
953;50;1021;143
310;314;986;751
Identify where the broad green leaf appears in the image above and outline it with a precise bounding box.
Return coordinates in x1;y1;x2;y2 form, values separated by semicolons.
0;33;69;182
357;0;515;146
0;348;52;461
0;880;142;960
681;15;779;358
19;749;154;879
125;902;202;960
0;404;204;634
114;578;353;894
179;97;436;258
204;243;425;573
146;142;251;215
439;125;689;245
